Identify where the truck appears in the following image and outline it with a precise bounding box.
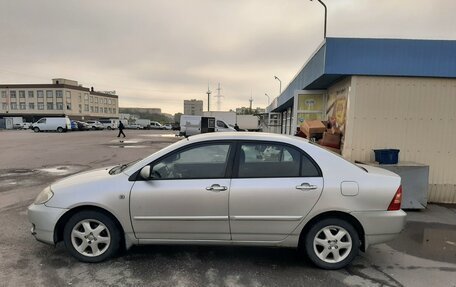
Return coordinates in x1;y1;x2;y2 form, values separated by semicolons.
203;111;237;126
180;115;235;137
236;115;260;131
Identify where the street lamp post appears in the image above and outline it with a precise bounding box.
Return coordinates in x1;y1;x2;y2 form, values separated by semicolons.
310;0;327;39
274;76;282;95
264;93;270;105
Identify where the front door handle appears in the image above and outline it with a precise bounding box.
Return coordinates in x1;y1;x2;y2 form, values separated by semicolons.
296;183;318;191
206;184;227;192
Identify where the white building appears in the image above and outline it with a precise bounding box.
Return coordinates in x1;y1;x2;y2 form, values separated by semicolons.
0;78;119;121
184;99;203;116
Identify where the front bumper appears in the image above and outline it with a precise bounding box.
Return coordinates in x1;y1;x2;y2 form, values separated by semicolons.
27;203;68;245
351;210;407;249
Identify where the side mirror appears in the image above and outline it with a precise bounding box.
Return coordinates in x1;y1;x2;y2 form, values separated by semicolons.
139;166;151;180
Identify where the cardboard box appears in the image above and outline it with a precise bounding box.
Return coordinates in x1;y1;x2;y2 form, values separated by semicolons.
320;132;341;149
300;120;326;138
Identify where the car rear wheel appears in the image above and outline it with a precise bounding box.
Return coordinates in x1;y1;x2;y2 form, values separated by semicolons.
304;218;360;270
63;210;121;263
107;126;112;130
57;127;64;133
33;127;40;133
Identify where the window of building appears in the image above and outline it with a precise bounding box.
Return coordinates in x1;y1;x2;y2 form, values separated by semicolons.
11;102;17;110
38;103;44;110
108;108;112;114
56;90;63;98
78;94;82;101
46;90;53;98
113;108;116;114
90;106;93;112
104;98;107;104
47;102;54;110
2;103;8;110
85;104;89;112
29;103;35;110
95;106;99;113
104;107;107;113
94;97;98;104
56;102;63;110
28;91;34;98
1;91;6;98
99;106;103;113
10;91;16;98
84;93;89;101
108;99;112;105
37;90;44;98
19;91;25;98
90;96;93;103
78;104;82;113
20;102;26;110
150;143;231;179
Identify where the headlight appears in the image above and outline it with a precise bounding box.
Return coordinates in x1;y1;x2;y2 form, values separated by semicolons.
34;186;54;205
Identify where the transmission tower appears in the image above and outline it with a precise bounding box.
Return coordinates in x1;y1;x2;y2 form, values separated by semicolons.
214;82;223;111
206;83;211;111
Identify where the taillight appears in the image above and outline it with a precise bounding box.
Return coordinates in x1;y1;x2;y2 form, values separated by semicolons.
388;185;402;211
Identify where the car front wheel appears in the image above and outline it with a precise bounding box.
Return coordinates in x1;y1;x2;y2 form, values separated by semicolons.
63;210;121;263
304;218;360;270
33;127;40;133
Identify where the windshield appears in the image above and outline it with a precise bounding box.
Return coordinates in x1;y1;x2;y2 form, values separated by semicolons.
109;159;140;175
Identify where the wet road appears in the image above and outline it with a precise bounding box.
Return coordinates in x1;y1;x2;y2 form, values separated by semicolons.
0;130;455;287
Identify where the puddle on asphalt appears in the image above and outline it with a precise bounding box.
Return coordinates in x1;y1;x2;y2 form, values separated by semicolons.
139;134;179;138
108;145;149;149
109;139;142;144
387;221;456;264
0;165;88;193
38;165;84;175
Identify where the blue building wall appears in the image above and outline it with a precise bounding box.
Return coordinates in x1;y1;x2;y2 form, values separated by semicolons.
271;37;456;112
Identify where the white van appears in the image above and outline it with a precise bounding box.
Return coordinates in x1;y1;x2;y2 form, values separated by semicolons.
180;115;235;137
98;119;119;130
32;117;71;133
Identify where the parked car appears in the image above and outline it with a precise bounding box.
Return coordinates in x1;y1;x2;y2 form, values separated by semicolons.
126;124;143;129
163;124;173;130
18;122;32;130
31;117;71;133
70;121;78;131
98;119;118;130
27;132;406;269
75;121;90;131
85;120;105;130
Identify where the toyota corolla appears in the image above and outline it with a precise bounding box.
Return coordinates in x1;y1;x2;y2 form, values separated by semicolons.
28;132;406;269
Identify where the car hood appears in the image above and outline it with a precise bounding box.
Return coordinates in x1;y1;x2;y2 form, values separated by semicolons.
50;166;114;191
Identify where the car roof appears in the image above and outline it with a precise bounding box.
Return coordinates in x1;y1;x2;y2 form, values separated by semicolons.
187;132;308;144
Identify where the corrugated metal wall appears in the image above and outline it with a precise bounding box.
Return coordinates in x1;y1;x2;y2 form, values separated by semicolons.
344;76;456;203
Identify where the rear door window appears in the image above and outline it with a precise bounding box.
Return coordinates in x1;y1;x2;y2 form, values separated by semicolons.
236;142;321;178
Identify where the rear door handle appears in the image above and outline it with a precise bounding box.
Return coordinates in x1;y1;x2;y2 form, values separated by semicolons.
296;183;318;191
206;184;227;192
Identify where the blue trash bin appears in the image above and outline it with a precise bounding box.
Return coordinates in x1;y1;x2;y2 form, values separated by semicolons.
373;149;400;164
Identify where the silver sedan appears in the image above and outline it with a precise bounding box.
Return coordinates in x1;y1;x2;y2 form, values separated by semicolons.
28;132;406;269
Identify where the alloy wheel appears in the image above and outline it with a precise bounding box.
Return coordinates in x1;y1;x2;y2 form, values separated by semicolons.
71;219;111;257
313;225;352;263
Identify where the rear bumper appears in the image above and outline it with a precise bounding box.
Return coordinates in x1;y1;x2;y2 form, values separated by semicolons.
351;210;407;249
27;203;68;245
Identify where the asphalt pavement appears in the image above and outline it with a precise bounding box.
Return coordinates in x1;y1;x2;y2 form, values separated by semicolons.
0;129;455;287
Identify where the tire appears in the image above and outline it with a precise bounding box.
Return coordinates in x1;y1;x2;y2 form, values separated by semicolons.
63;210;121;263
303;218;360;270
33;127;40;133
107;126;112;130
57;127;64;133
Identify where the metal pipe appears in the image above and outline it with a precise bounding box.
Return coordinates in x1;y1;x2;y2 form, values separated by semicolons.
310;0;327;38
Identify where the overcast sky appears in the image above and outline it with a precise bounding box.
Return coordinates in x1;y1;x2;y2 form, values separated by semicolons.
1;0;455;114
